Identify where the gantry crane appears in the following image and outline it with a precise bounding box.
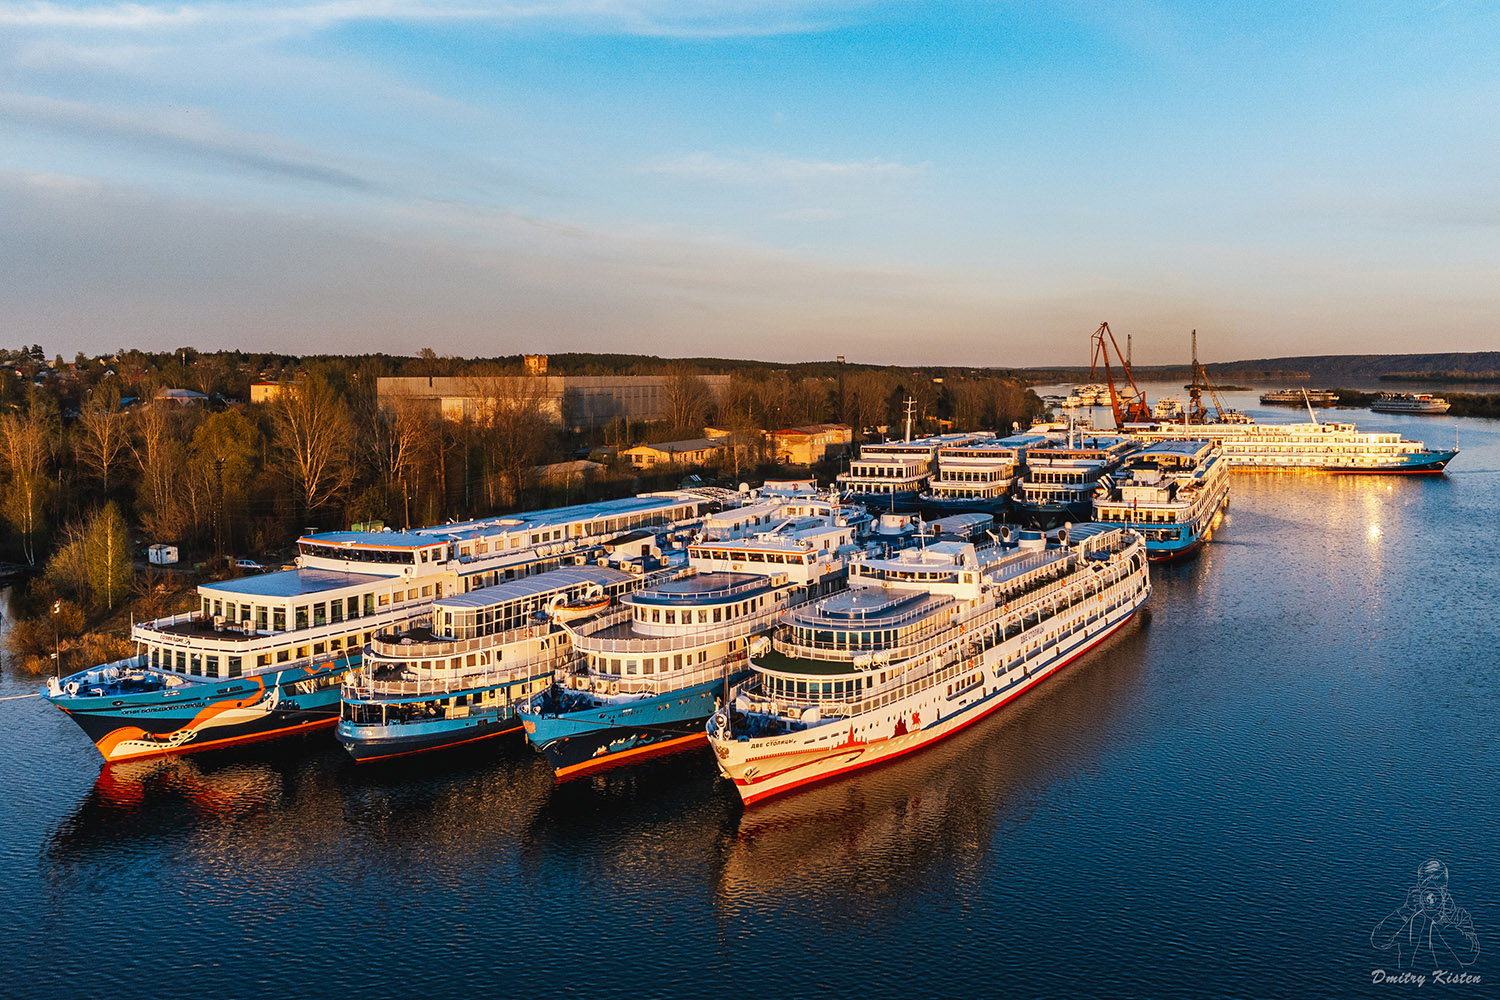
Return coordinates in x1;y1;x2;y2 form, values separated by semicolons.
1186;329;1231;424
1090;322;1151;429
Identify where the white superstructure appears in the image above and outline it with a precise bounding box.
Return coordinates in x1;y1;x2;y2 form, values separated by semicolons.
708;524;1150;805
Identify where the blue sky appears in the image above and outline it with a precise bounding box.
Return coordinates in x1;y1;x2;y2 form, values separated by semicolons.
2;0;1497;365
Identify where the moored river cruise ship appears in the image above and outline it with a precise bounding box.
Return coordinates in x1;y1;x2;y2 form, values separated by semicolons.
337;566;642;762
1130;418;1457;473
42;494;710;763
521;492;867;777
1092;439;1230;561
707;523;1151;805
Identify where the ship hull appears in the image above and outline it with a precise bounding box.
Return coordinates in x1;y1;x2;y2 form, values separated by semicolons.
521;673;749;779
1010;498;1091;529
842;488;923;513
44;659;352;763
1323;449;1457;474
336;712;521;763
918;495;1011;518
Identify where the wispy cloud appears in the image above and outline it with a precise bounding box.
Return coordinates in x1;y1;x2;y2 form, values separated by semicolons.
647;151;928;184
0;1;870;38
0;92;379;192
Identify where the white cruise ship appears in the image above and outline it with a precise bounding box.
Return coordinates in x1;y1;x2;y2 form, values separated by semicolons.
1131;418;1457;474
521;492;870;778
1092;439;1230;560
707;524;1151;805
1369;392;1451;415
917;433;1049;518
837;430;989;512
42;493;711;762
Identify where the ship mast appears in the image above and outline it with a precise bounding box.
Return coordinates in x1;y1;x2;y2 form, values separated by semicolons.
903;396;915;443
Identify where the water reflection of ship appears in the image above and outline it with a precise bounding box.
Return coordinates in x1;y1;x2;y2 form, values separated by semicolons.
518;750;739;880
46;736;554;868
715;611;1151;914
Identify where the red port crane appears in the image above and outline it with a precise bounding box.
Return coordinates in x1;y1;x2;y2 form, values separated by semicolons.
1089;322;1151;429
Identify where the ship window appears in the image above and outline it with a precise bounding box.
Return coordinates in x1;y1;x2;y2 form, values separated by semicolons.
205;655;219;677
644;659;654;674
176;651;187;671
674;654;683;668
295;606;309;629
313;642;327;655
150;648;160;667
713;607;722;623
331;601;344;624
665;610;676;624
652;609;661;623
228;657;242;678
313;603;326;627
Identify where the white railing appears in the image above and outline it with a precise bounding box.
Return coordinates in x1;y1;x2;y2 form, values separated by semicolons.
567;599;788;655
345;649;573;700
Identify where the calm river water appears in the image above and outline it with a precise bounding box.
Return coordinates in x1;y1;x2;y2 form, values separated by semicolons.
2;386;1497;1000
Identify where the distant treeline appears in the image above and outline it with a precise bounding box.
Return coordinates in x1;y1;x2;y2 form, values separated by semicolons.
1380;370;1500;384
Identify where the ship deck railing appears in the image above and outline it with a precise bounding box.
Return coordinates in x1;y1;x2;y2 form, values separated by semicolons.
768;538;1126;670
628;573;780;606
560;654;746;699
742;541;1145;721
565;599;789;655
366;617;558;661
344;650;568;701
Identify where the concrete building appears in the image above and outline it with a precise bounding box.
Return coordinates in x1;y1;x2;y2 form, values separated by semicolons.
250;382;288;404
622;437;727;469
766;423;853;465
377;373;732;430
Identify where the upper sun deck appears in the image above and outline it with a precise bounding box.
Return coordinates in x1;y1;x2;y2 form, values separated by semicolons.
295;493;707;571
1026;435;1137;464
786;587;953;632
625;571;781;608
1130;438;1216;465
434;566;635;615
199;568;387;602
938;434;1049;462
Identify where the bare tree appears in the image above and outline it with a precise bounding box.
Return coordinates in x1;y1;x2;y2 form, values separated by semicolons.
130;402;191;542
842;371;889;441
465;372;553;509
0;410;52;565
663;367;713;435
76;388;127;492
274;375;354;522
366;394;435;528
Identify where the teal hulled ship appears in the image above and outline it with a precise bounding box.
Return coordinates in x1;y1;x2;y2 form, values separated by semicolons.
338;566;642;762
1092;439;1230;560
521;491;866;777
42;493;711;763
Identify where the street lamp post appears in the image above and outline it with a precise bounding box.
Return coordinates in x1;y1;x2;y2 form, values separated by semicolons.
51;599;61;677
